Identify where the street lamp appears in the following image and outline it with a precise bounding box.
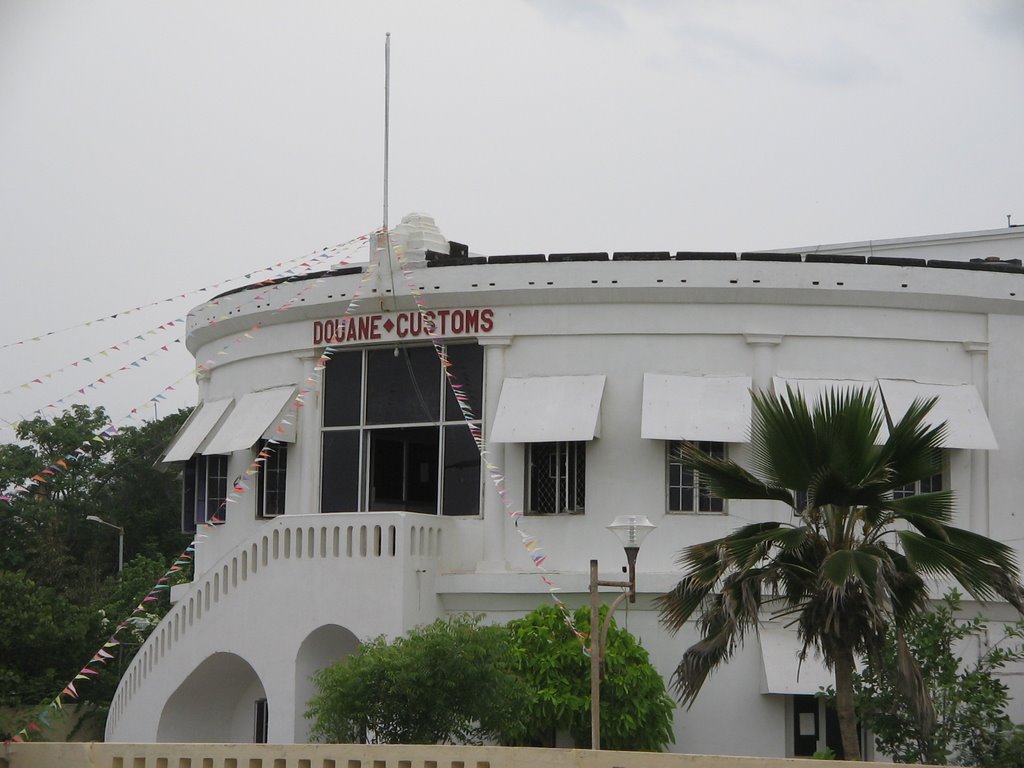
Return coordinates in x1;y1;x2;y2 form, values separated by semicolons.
86;515;124;574
590;514;656;750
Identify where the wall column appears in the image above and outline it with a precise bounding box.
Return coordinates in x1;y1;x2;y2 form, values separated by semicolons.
478;336;512;572
745;334;783;393
964;341;990;536
294;354;321;516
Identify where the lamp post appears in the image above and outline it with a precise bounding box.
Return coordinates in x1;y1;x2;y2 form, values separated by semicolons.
86;515;124;574
590;514;656;750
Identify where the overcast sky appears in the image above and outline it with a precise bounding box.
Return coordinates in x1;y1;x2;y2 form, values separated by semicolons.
1;1;1022;442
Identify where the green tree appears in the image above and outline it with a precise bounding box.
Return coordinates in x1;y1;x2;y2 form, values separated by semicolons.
503;604;675;751
850;590;1024;766
0;571;99;712
0;406;189;711
656;387;1024;760
306;615;527;745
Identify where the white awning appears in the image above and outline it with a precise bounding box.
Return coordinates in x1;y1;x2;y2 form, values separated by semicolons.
162;398;234;463
877;380;997;450
489;375;606;443
641;374;751;442
773;377;889;444
202;386;298;455
759;626;835;695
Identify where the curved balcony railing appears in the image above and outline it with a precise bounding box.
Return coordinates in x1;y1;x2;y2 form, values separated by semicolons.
105;512;446;740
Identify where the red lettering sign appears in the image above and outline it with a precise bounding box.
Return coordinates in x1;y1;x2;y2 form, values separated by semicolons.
312;308;495;346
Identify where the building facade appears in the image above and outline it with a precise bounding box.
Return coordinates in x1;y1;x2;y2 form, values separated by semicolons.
106;216;1024;756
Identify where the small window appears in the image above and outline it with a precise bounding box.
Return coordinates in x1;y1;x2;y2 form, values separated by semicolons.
667;441;725;513
892;450;945;499
527;441;585;514
256;442;287;518
254;698;269;743
182;454;229;531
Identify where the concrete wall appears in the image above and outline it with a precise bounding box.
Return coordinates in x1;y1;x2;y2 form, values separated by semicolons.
0;743;897;768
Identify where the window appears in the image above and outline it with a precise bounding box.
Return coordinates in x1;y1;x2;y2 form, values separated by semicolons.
667;441;724;513
527;441;585;514
893;450;944;499
321;343;483;516
181;454;229;531
255;442;287;518
254;698;269;743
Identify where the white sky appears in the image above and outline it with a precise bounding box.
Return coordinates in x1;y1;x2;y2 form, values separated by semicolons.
1;0;1022;443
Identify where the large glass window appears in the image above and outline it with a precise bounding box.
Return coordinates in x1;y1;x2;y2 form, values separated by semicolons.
667;440;725;513
321;344;483;516
526;441;586;515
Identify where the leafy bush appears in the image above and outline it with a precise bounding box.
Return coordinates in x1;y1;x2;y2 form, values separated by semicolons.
503;604;675;751
852;590;1024;766
306;615;526;744
306;606;676;751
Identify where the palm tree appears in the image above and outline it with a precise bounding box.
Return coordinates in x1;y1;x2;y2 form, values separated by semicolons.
656;386;1023;760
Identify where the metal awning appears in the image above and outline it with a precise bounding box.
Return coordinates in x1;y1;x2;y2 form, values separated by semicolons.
162;398;234;463
489;375;606;443
202;386;298;455
773;377;889;444
759;625;835;695
877;379;997;449
641;374;751;442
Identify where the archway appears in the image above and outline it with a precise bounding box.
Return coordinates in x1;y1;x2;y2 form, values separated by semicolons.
157;652;267;742
294;624;360;741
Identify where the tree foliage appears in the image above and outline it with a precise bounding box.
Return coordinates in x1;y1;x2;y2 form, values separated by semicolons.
307;615;527;745
503;604;675;751
656;387;1024;760
0;406;189;718
306;607;675;751
851;590;1024;767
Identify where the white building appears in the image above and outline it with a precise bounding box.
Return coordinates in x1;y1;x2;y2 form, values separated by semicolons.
106;216;1024;756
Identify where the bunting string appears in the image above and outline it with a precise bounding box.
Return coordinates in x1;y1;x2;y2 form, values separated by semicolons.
388;235;591;651
0;233;369;351
0;319;184;400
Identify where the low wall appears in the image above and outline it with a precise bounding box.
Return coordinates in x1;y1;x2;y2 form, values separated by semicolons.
0;743;883;768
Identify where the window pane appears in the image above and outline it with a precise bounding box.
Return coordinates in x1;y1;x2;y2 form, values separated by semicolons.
367;426;439;513
528;442;585;514
442;425;481;516
321;430;360;512
257;443;287;518
366;347;441;424
204;454;229;523
182;458;197;533
323;350;363;427
444;344;484;420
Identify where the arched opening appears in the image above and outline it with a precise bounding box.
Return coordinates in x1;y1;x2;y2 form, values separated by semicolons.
294;624;360;742
157;652;267;742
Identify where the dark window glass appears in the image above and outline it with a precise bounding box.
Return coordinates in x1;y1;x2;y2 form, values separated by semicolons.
182;459;197;533
444;344;484;420
321;430;360;512
254;698;269;744
367;426;439;513
893;450;944;499
442;425;481;516
668;441;724;513
527;441;585;514
366;347;440;424
323;350;363;426
204;454;229;523
256;443;287;518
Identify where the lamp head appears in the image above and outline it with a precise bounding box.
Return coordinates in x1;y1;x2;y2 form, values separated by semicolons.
606;514;656;550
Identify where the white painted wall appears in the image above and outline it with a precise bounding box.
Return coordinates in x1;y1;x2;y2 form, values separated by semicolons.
110;228;1024;754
